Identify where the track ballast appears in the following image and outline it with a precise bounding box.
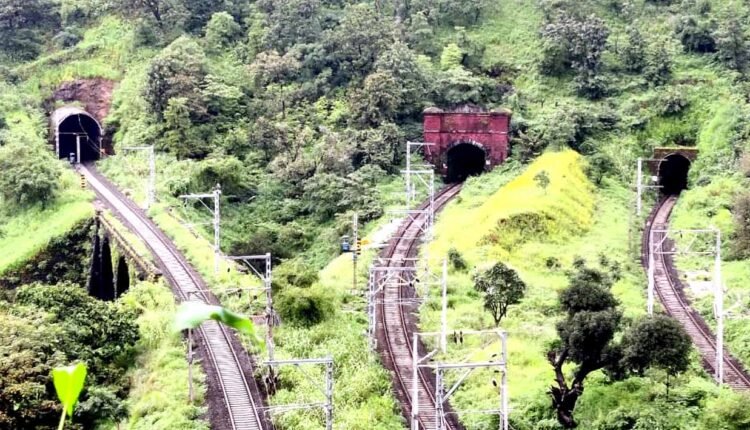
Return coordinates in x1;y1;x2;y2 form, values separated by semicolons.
643;195;750;390
79;164;270;430
375;183;463;430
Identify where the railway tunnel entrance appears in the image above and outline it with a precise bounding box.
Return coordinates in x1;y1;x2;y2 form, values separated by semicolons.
659;153;691;195
446;142;487;182
51;107;103;163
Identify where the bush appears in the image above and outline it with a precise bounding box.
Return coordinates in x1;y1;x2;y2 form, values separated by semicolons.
0;142;63;208
644;41;673;86
448;247;468;271
204;12;242;52
276;286;334;327
732;192;750;258
675;15;716;53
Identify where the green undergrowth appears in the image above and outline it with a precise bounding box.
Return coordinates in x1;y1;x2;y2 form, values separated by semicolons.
17;17;153;100
99;151;407;429
419;151;748;429
669;176;750;369
0;168;92;275
119;280;208;430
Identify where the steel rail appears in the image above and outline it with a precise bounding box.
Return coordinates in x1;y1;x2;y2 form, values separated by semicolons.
644;196;750;390
376;183;464;430
78;164;269;430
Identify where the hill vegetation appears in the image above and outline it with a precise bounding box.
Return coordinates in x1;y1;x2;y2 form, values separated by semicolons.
3;0;750;428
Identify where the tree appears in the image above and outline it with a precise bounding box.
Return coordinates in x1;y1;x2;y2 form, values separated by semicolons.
260;0;322;51
548;265;621;428
117;0;185;32
0;142;62;208
534;170;551;192
644;40;672;87
144;36;207;119
714;16;749;73
161;97;205;159
540;12;610;99
586;153;615;185
620;315;691;377
204;11;241;52
326;4;395;83
622;25;646;73
675;15;716;53
472;262;526;326
348;71;403;127
0;310;63;429
115;256;130;298
0;0;60;60
548;264;691;428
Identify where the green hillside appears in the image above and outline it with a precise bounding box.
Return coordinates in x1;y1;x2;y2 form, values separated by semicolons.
2;0;750;428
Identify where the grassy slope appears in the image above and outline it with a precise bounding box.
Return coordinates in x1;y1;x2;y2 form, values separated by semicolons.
120;281;209;430
99;150;409;428
0;168;92;274
422;151;746;429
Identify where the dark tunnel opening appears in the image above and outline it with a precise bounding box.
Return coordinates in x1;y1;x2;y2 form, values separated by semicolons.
659;154;691;195
446;143;486;183
58;114;102;162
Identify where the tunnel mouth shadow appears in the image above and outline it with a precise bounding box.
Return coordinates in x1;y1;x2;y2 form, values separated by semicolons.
52;107;102;163
446;142;486;183
659;153;691;195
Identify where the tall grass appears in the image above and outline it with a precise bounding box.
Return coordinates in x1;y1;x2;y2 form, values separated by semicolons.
0;168;92;275
120;281;209;430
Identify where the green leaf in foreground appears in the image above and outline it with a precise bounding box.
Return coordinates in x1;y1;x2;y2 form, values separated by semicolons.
174;301;264;349
52;363;87;418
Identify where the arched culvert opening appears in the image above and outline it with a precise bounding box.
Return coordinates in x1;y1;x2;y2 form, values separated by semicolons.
51;107;103;163
446;142;486;182
659;153;691;195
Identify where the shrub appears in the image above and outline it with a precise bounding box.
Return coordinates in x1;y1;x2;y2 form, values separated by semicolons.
644;41;673;86
0;142;63;208
675;15;716;53
732;192;750;258
448;247;468;272
276;286;334;327
204;12;242;52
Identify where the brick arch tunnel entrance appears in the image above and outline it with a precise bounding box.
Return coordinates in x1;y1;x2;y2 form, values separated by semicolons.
51;107;103;163
659;153;691;195
446;142;487;183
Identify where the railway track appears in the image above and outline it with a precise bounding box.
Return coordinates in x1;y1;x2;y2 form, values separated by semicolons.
375;183;464;430
643;195;750;390
79;164;270;430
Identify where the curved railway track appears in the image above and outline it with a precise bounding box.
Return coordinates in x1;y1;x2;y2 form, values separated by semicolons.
79;164;270;430
643;195;750;390
375;183;464;430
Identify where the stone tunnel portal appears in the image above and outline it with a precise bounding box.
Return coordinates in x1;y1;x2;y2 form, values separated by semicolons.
52;107;103;163
659;153;691;195
446;143;487;183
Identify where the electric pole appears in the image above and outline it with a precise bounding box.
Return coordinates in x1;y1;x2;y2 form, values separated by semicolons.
180;184;222;274
353;212;359;291
124;146;156;209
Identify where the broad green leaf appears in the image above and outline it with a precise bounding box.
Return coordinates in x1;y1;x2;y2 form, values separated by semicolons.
174;301;263;348
52;363;87;418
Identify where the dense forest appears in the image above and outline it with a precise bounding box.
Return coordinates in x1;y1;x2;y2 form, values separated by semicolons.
3;0;750;429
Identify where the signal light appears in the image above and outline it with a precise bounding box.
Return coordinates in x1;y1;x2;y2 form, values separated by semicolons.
79;174;86;189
